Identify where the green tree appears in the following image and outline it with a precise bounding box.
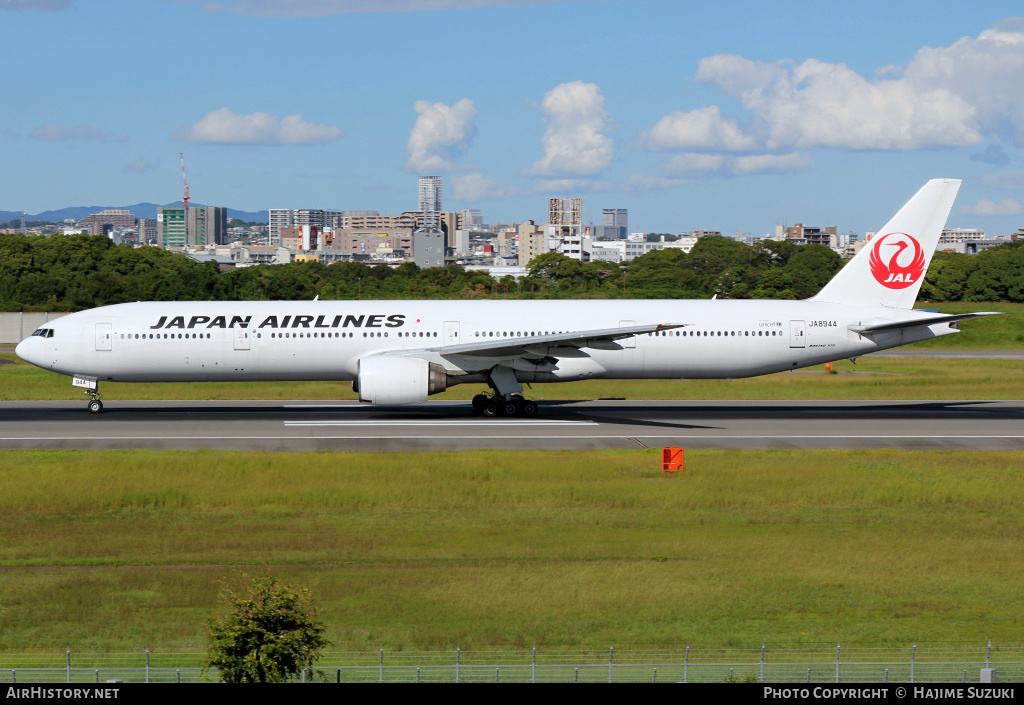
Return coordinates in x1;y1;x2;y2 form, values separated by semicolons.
205;574;330;683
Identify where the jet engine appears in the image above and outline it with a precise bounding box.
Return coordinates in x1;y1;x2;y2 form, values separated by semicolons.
355;355;449;405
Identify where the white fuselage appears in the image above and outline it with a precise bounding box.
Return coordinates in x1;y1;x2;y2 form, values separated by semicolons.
15;299;957;386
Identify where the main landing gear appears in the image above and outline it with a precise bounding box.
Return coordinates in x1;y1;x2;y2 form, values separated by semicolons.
472;393;539;418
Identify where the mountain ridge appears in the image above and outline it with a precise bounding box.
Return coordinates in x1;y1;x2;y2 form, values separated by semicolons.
1;203;269;224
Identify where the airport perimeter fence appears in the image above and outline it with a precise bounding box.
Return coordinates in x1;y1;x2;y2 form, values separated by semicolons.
0;312;67;345
2;643;1023;683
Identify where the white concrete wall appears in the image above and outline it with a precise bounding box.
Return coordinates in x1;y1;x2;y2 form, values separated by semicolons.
0;312;68;345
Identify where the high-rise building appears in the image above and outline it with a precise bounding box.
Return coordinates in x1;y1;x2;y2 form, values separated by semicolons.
139;218;158;245
293;209;324;229
270;209;343;246
77;209;135;236
601;208;628;239
188;206;228;247
517;220;546;267
157;207;186;248
547;197;586;260
157;206;227;248
414;230;445;268
462;208;483;229
268;209;294;247
418;176;442;232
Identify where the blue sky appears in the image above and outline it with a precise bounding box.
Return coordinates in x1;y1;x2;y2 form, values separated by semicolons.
4;0;1024;238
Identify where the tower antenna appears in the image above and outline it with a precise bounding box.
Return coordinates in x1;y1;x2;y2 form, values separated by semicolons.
180;152;190;210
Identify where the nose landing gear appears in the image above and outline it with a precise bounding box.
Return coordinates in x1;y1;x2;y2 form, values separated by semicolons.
84;388;103;414
73;375;103;413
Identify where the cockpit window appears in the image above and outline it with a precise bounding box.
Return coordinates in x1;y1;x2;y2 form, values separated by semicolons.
31;328;54;337
32;328;44;336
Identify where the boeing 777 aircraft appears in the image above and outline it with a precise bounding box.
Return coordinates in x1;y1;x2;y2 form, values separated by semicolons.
16;179;999;416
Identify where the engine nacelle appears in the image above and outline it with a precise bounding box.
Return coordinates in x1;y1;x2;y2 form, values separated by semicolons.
355;355;448;405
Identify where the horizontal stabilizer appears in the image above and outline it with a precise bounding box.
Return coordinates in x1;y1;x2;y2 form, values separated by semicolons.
849;312;1002;335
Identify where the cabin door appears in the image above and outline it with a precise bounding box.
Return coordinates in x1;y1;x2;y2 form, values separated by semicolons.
234;327;250;351
444;321;460;346
789;320;806;348
95;323;112;351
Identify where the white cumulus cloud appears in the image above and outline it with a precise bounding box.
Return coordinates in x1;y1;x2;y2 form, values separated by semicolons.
405;98;478;173
643;105;757;152
904;22;1024;146
174;107;344;145
450;173;522;202
527;81;613;177
665;151;812;177
730;152;814;174
644;22;1024;161
960;199;1022;216
694;54;981;151
982;170;1024;189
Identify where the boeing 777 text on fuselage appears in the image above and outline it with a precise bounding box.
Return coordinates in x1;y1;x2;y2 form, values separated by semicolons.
15;180;999;417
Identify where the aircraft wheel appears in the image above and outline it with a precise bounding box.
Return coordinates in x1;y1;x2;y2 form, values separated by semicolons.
472;394;488;414
87;399;103;414
482;401;499;417
521;400;538;417
502;400;519;417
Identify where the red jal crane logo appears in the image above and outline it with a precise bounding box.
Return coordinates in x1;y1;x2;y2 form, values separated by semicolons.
868;232;926;289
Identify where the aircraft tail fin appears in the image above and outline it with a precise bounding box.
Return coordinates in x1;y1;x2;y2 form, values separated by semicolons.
812;179;961;309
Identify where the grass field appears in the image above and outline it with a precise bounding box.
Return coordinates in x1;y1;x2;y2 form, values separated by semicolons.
1;448;1023;652
909;302;1024;348
3;352;1024;402
1;303;1021;656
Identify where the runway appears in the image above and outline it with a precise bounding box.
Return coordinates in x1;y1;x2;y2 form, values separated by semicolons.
1;399;1023;451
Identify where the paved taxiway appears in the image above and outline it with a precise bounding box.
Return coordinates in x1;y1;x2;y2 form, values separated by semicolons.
1;399;1023;451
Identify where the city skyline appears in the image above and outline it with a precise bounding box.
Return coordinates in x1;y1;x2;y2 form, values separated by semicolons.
3;0;1024;237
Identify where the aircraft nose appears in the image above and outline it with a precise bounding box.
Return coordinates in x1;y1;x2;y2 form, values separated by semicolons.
15;337;37;365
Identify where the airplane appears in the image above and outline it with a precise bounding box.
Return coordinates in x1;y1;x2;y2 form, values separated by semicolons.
15;179;1000;417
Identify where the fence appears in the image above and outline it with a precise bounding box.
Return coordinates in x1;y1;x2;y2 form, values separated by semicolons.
0;313;67;345
2;643;1022;683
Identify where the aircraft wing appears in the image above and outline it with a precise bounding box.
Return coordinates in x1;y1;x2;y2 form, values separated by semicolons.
849;312;1002;335
407;322;688;360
